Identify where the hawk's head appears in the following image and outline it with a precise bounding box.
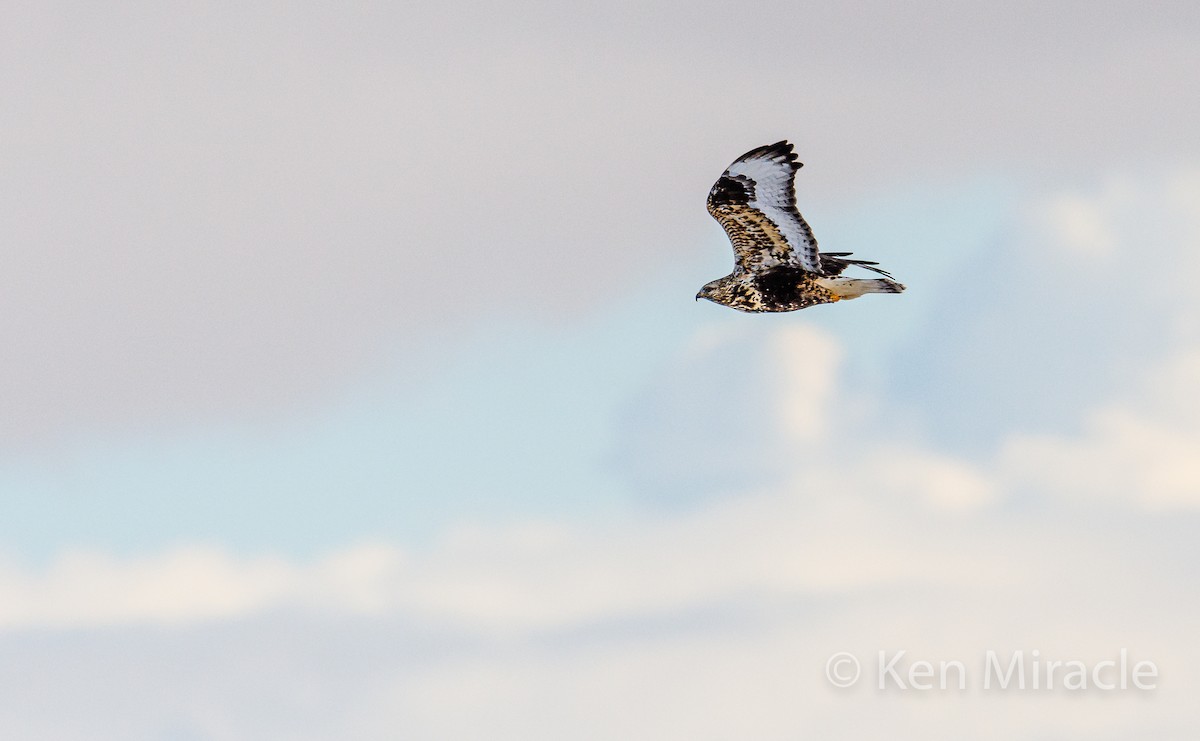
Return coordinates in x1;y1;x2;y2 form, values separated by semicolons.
695;276;739;307
695;279;722;304
696;275;766;312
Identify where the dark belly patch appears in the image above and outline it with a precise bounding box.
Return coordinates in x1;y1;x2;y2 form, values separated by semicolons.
752;267;831;311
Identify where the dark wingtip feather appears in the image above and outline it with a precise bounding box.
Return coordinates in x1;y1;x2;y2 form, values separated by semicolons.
735;140;800;169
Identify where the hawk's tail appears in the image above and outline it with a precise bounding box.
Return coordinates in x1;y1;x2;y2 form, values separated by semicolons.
820;252;896;279
814;276;906;301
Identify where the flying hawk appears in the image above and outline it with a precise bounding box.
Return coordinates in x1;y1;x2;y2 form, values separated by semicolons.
697;141;905;312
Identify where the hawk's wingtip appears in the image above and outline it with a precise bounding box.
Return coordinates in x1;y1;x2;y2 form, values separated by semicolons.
761;140;801;168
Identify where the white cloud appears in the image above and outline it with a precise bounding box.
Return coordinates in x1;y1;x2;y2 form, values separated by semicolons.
1040;191;1120;256
1;475;1196;739
0;543;404;630
1002;350;1200;510
771;325;843;442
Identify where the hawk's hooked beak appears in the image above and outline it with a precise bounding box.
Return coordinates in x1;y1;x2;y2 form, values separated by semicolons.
694;291;702;302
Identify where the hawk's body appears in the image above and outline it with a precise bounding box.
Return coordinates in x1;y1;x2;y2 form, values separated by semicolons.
697;141;905;312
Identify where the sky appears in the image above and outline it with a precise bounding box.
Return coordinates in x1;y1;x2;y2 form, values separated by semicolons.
2;1;1200;738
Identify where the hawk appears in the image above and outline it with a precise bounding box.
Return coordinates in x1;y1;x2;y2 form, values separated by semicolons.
697;141;905;312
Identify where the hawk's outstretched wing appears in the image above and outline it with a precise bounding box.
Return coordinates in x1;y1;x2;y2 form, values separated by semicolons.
706;141;821;274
